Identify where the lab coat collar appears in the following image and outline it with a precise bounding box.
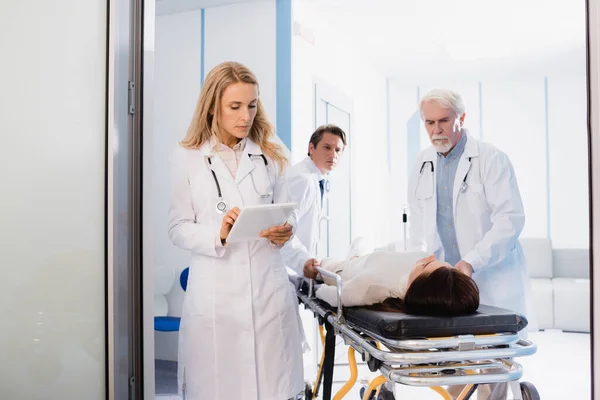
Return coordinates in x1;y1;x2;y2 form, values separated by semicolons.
462;131;479;159
199;136;262;184
199;138;235;184
201;136;253;155
303;156;327;181
236;138;264;184
244;137;263;156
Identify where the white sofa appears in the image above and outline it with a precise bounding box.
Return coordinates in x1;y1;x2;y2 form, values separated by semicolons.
521;238;590;333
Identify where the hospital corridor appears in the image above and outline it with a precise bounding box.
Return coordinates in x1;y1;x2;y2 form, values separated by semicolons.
1;0;600;399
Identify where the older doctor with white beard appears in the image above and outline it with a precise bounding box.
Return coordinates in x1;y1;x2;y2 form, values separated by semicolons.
407;89;536;400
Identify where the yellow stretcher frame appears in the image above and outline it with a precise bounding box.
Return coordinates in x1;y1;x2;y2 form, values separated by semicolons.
307;321;472;400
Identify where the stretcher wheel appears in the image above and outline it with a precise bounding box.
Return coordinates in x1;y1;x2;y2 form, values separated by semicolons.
376;386;395;400
359;386;375;400
367;356;382;372
520;381;540;400
304;382;313;400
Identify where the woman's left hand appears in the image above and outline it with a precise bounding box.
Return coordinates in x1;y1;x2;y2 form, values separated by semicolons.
260;223;293;245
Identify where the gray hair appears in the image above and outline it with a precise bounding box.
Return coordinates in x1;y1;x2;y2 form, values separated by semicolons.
419;89;466;119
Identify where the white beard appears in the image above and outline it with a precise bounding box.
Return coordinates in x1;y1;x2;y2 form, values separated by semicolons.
432;138;452;153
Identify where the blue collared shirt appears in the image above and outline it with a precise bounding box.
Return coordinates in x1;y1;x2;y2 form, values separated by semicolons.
435;132;467;265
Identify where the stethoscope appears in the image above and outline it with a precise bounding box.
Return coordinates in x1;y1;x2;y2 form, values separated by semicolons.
460;157;473;192
206;153;273;214
415;157;473;200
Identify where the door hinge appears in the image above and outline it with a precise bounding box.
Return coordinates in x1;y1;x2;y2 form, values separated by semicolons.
128;81;135;115
129;375;135;399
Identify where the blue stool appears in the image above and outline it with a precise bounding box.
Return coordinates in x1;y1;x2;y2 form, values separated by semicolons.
154;267;189;332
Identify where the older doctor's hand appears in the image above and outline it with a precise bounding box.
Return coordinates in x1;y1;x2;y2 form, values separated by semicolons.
303;258;320;279
455;260;473;277
260;223;293;245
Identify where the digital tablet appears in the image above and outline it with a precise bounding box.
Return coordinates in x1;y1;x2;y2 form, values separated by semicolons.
226;202;297;243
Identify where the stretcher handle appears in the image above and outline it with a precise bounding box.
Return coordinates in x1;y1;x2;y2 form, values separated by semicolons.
315;267;344;323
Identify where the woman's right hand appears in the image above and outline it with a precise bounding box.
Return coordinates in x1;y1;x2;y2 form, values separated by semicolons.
220;207;240;244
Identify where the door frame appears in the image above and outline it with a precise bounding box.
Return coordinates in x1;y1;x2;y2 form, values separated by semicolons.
106;0;152;398
313;77;355;256
587;0;600;395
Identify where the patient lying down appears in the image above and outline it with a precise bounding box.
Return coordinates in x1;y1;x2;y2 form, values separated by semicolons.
307;252;480;317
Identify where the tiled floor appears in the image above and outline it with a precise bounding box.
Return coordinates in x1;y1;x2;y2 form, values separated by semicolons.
155;330;592;400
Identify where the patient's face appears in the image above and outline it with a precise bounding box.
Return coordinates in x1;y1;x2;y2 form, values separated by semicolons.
406;256;452;288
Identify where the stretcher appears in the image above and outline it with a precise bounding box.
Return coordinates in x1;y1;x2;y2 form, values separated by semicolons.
295;267;541;400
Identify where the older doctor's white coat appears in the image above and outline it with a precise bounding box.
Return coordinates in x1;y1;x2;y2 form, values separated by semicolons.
168;139;304;400
408;133;534;324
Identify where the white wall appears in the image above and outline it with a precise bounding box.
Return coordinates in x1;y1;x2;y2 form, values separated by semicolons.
388;72;589;249
0;1;106;398
205;2;277;124
292;1;391;248
150;0;279;362
547;74;589;248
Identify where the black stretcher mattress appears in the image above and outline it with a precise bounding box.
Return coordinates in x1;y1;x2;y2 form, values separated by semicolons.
297;280;528;340
343;305;528;340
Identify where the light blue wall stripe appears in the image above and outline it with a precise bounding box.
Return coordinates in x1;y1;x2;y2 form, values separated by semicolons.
276;0;292;150
478;82;483;140
200;8;205;86
544;77;551;238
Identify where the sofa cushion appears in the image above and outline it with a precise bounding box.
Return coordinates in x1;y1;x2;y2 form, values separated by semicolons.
552;278;590;333
553;249;590;279
529;279;554;330
520;238;553;278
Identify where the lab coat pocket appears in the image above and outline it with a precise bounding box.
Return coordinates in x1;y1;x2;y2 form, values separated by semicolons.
183;263;215;317
461;184;486;213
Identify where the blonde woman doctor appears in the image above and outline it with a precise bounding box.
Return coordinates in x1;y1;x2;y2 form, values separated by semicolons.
168;62;304;400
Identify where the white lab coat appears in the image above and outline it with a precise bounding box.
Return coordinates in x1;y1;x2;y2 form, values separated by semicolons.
280;157;327;273
407;133;535;327
168;139;304;400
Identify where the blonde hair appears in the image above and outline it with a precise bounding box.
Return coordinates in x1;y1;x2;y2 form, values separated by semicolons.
419;89;466;119
181;61;288;172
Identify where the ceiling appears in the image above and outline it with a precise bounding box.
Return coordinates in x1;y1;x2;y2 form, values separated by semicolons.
157;0;588;80
297;0;588;80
